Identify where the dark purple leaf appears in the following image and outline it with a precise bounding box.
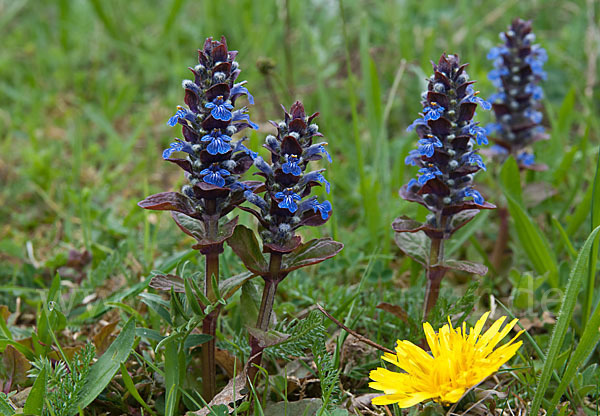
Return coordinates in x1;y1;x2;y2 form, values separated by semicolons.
264;236;302;255
280;238;343;273
165;158;193;173
441;259;488;275
391;216;443;239
449;209;480;235
149;274;185;292
442;200;496;216
138;192;196;216
376;302;411;324
246;327;289;348
458;102;477;122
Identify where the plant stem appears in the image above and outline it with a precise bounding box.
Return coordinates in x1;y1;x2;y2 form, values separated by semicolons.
423;216;447;320
201;198;219;402
247;252;283;384
491;207;509;273
201;251;219;402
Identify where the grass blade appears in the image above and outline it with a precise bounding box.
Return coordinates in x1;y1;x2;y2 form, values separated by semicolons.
75;318;136;411
23;365;46;414
504;193;558;287
582;149;600;326
164;335;185;416
120;362;156;415
530;225;600;414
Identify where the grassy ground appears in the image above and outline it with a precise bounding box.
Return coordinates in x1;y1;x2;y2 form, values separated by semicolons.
1;0;599;414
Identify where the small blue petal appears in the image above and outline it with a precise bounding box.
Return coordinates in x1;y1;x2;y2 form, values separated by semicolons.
465;152;486;171
282;154;302;176
423;104;445;121
167;109;186;127
200;164;230;187
469;125;489;146
524;108;543;124
405;149;421;166
275;189;302;213
211;105;233;121
232;109;259;130
305;143;332;162
311;200;332;220
517;152;535;166
231;83;255;105
417;166;442;185
244;190;268;211
417;135;443;158
463;188;484;205
162;142;183;159
254;156;273;176
407;118;426;132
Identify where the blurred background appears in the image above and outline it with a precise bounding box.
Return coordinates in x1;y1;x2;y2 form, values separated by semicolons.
0;0;598;316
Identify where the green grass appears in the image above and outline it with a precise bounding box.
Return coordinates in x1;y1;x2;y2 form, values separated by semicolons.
1;0;599;414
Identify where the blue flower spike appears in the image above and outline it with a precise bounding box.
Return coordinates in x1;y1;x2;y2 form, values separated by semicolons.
401;54;490;217
241;101;336;251
486;18;547;168
155;35;259;214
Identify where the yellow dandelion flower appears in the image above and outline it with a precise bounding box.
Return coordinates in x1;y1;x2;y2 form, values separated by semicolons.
369;312;523;408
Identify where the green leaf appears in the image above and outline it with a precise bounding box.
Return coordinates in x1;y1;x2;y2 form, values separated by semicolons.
531;225;600;414
227;225;268;275
240;281;261;327
219;271;255;300
281;238;344;273
504;193;558;287
75;318;136;411
393;230;430;265
583;150;600;325
183;334;212;350
24;365;46;415
47;272;61;303
139;293;172;324
135;327;164;342
0;394;14;416
500;157;523;204
164;335;184;416
121;363;155;415
184;277;205;316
